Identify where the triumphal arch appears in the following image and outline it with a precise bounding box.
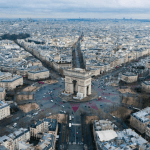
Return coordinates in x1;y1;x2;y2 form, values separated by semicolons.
64;68;91;98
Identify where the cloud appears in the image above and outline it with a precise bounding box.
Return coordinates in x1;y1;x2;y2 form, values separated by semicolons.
0;0;150;18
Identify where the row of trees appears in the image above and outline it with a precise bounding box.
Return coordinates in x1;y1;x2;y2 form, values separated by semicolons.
1;33;30;40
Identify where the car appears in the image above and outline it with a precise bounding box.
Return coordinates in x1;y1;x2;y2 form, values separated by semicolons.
51;100;53;102
49;113;52;115
33;112;38;116
62;105;64;107
13;123;17;127
64;111;66;113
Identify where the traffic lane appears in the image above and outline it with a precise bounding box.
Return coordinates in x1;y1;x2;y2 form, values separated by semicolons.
58;124;63;150
69;126;76;143
64;125;68;149
76;126;82;144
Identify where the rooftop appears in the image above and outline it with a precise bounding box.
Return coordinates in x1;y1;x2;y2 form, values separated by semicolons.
8;128;29;140
0;75;22;82
132;107;150;123
38;133;54;150
94;120;118;131
143;81;150;85
0;100;9;109
0;128;29;143
96;130;117;142
30;118;57;131
96;129;149;150
0;87;5;92
122;72;137;76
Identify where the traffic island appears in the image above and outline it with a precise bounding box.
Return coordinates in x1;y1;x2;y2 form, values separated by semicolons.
58;89;98;103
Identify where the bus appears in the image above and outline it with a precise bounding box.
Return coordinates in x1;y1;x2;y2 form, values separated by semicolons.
69;123;72;128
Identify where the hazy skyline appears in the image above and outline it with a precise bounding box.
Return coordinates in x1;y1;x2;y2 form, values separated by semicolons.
0;0;150;19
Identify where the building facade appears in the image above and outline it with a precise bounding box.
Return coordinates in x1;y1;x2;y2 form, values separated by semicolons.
0;100;10;120
130;107;150;134
121;72;138;83
0;75;23;90
28;69;49;80
142;81;150;93
30;118;58;149
93;120;150;150
0;128;30;150
0;87;6;100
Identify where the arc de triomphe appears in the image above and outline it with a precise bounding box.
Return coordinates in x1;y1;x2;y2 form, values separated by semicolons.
64;68;91;98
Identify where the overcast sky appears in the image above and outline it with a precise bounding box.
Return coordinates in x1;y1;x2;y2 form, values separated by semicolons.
0;0;150;19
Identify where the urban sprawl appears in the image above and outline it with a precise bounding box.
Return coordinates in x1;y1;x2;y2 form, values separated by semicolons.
0;19;150;150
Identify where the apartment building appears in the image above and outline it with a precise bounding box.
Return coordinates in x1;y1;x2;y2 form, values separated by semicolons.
30;118;58;149
93;120;118;150
130;107;150;134
0;100;10;120
0;87;6;100
93;120;150;150
36;133;55;150
142;81;150;93
16;68;29;76
18;141;34;150
30;118;58;137
97;129;150;150
0;128;30;150
0;75;23;90
28;69;49;81
0;72;12;81
121;72;138;83
145;124;150;141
